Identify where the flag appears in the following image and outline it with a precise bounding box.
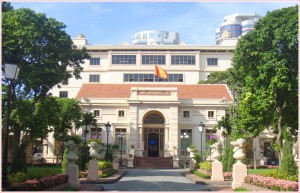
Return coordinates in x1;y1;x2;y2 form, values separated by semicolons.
155;65;168;78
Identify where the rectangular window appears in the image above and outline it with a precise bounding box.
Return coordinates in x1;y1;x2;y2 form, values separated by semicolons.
208;111;215;118
183;111;190;118
123;74;183;82
171;55;196;65
118;110;125;117
90;58;100;65
207;58;218;66
142;55;166;65
89;74;100;82
112;55;136;65
59;91;68;98
94;110;100;117
115;128;127;155
180;129;192;156
90;127;102;139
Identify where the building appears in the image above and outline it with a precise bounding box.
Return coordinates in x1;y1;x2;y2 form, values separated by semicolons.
215;13;261;45
43;32;235;166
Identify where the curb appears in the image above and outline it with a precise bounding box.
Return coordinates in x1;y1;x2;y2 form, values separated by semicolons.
80;170;127;184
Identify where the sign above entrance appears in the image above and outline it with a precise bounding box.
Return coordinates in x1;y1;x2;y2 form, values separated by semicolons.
137;90;171;96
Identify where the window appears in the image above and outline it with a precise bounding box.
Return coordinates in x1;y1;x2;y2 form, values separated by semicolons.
90;58;100;65
124;74;183;82
112;55;136;65
59;91;68;98
171;55;195;65
118;110;125;117
208;111;215;118
90;127;102;139
115;128;127;155
207;58;218;66
183;111;190;118
180;129;192;156
142;55;166;65
89;74;100;82
94;110;100;117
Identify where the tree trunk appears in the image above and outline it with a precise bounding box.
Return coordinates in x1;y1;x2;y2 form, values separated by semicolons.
276;107;283;165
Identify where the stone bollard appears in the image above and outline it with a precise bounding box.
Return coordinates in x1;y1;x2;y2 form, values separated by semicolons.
231;138;247;189
172;146;180;168
211;142;224;181
65;140;80;188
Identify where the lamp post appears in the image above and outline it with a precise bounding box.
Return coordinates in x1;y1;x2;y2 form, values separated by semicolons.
198;122;205;162
117;133;126;167
105;122;111;161
2;60;20;189
180;132;189;168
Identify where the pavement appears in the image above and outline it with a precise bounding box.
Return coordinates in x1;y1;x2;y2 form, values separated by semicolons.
63;169;275;191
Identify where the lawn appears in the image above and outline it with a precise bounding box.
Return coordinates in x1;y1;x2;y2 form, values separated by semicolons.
9;166;62;175
247;168;276;175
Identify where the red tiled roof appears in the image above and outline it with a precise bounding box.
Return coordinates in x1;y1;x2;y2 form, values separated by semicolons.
76;84;232;101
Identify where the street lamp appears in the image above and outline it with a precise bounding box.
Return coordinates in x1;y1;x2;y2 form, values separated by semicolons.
105;122;111;161
180;132;189;168
2;60;20;189
198;122;205;162
117;133;126;167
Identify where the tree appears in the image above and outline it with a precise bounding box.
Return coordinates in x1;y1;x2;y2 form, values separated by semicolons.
228;6;298;162
198;71;229;84
2;7;89;164
2;2;13;12
77;112;97;170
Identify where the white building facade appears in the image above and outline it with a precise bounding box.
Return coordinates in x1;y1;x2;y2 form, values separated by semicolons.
43;33;235;165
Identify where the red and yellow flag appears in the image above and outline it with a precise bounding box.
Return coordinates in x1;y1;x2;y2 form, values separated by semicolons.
155;65;168;78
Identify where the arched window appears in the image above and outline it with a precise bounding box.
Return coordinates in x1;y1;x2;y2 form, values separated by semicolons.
143;114;164;124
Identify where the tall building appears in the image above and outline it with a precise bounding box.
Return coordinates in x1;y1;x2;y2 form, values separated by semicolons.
132;30;180;45
215;13;261;45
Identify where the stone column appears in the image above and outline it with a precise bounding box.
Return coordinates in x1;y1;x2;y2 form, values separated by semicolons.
231;138;247;189
65;140;80;188
211;142;224;181
87;142;101;180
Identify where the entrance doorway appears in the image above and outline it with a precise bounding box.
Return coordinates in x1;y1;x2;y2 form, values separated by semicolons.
148;133;159;157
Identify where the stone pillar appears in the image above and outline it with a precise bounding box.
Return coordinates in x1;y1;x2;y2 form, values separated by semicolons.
232;161;247;189
87;160;99;180
172;146;179;168
65;140;80;188
210;142;224;181
211;160;224;181
231;138;247;189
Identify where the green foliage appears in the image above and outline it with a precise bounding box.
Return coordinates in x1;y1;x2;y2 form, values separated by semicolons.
99;169;118;178
249;168;298;182
61;147;68;174
198;71;229;84
192;170;211;179
2;2;14;12
214;116;232;135
194;152;201;167
78;145;89;171
87;139;102;145
10;141;28;174
188;145;197;149
112;144;120;149
8;172;27;184
221;145;235;172
199;161;212;171
233;187;249;192
227;6;298;161
280;130;297;176
98;161;113;170
66;135;82;145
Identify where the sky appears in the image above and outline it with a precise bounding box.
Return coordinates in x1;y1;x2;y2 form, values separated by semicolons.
11;1;298;45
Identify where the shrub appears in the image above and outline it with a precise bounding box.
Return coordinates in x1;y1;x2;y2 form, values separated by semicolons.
9;174;68;191
61;147;68;174
99;169;117;178
189;145;197;149
10;141;28;174
221;145;234;172
192;170;210;179
66;135;82;145
87;139;102;144
98;161;112;170
8;172;27;184
8;169;60;184
281;131;297;176
199;161;211;171
244;174;298;191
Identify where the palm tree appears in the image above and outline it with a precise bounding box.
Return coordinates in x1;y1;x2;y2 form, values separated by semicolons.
78;112;97;170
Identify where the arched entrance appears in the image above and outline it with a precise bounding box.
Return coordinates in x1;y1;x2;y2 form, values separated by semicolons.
143;111;165;157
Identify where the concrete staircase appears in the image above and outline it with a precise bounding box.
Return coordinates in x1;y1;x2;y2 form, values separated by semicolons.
135;157;172;168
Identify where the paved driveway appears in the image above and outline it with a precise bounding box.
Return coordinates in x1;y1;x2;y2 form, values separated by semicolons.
101;169;209;191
